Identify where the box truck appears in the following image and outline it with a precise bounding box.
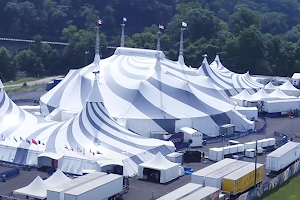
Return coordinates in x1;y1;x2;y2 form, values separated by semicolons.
266;142;300;171
191;159;237;185
157;183;203;200
222;163;264;195
181;186;220;200
204;160;249;189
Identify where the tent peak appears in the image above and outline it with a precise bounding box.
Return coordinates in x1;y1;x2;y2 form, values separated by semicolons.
87;77;103;103
0;79;3;89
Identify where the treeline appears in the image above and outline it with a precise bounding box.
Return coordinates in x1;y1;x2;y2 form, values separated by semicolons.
1;0;300;81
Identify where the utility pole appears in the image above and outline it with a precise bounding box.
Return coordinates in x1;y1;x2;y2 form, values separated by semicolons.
254;139;258;189
221;133;226;160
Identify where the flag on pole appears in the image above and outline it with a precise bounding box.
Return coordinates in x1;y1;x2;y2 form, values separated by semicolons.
1;135;5;141
83;149;85;156
14;137;17;142
182;22;187;27
38;140;41;144
77;147;82;153
64;145;69;151
158;24;164;30
26;139;31;144
32;139;38;145
123;17;127;22
20;137;24;142
98;19;103;25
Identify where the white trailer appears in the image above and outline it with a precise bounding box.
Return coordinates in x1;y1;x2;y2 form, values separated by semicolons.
64;174;123;200
157;183;203;200
181;186;220;200
209;148;224;161
266;142;300;171
47;172;107;200
180;127;203;147
191;159;237;185
262;99;300;113
204;161;249;189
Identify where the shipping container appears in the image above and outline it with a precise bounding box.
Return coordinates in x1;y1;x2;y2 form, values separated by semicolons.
204;160;249;189
191;159;238;185
157;183;203;200
266;142;300;171
209;148;223;161
166;152;183;164
181;186;220;200
64;174;123;200
222;163;264;195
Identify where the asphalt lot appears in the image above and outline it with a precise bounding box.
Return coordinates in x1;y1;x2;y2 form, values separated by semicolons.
1;116;299;200
2;91;300;199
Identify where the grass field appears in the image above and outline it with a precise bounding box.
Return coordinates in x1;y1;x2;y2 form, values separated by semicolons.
261;173;300;200
3;77;38;85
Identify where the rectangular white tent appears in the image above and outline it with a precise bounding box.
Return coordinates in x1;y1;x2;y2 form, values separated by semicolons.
138;152;180;183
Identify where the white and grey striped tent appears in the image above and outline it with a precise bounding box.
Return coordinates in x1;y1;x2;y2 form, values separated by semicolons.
40;47;254;137
199;55;263;97
0;78;175;176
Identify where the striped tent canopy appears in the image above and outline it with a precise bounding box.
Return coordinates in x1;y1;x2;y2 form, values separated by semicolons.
40;48;254;137
0;78;174;176
199;55;263;97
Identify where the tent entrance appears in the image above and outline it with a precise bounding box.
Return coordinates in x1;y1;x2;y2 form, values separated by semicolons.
101;165;123;175
143;168;160;183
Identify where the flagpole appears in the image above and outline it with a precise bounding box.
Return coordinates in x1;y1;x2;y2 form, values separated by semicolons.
95;25;100;56
120;18;126;47
178;25;186;65
157;27;162;51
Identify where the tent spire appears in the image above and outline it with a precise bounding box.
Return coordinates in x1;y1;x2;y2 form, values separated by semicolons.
0;79;3;89
157;24;164;51
178;22;187;65
120;17;127;47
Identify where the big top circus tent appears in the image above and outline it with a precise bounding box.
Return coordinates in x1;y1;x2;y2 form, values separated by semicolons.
0;78;175;176
198;55;264;97
40;46;254;137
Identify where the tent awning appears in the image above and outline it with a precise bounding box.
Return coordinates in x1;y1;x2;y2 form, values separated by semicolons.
38;152;63;160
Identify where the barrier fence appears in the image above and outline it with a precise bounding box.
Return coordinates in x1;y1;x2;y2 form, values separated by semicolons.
235;161;300;200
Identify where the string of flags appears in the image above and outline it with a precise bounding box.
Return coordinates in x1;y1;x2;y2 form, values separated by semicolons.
0;135;45;145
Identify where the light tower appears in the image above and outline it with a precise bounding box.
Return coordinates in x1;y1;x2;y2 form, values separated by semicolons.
120;17;127;47
178;22;187;65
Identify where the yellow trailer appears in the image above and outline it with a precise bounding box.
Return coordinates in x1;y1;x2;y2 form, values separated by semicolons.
222;163;264;195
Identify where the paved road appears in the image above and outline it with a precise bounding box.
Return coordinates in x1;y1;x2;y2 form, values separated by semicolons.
4;76;64;88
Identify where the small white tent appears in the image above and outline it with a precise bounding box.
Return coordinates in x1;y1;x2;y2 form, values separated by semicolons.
138;152;180;183
14;176;48;199
230;90;259;107
264;82;277;93
44;169;70;188
279;81;300;97
252;88;275;101
269;88;295;99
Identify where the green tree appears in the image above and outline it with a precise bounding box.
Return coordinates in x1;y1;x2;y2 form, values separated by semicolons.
12;50;44;77
229;8;260;35
0;47;15;81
